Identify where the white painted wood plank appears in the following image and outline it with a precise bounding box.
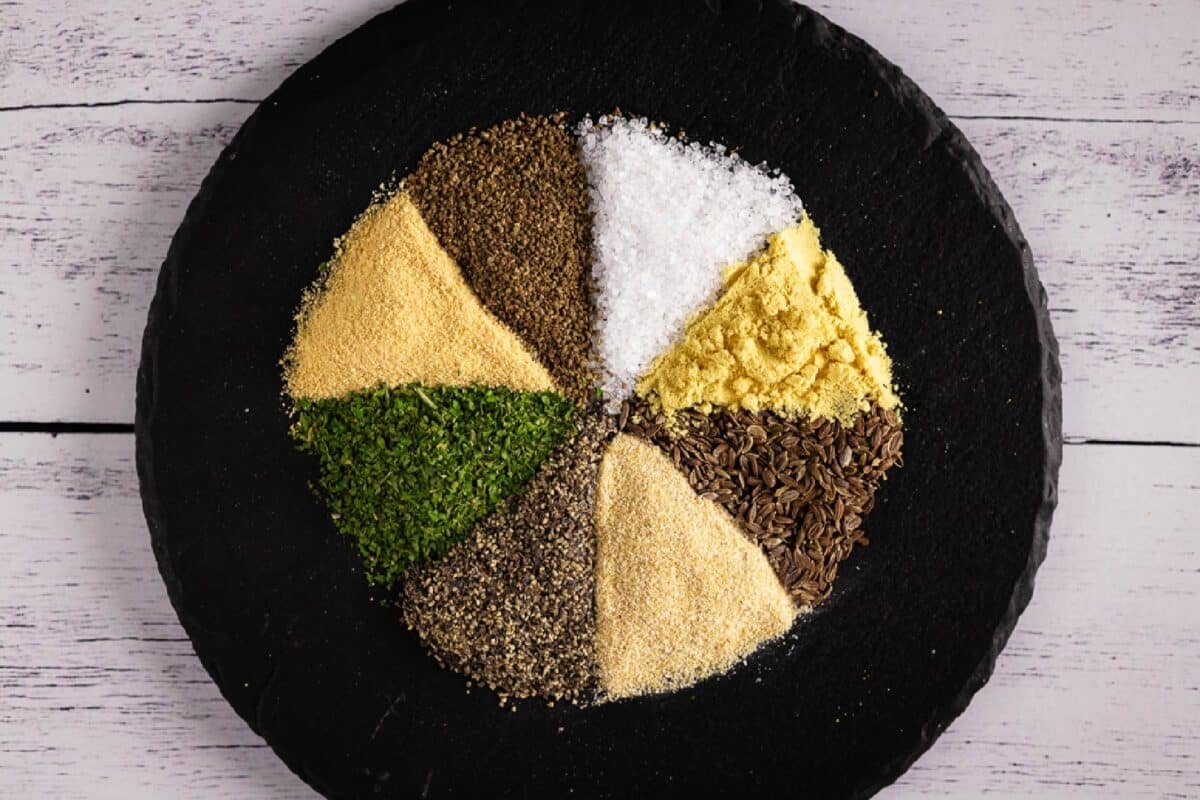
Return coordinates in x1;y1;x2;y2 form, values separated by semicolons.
960;118;1200;445
890;442;1200;798
807;0;1200;123
0;0;396;108
0;434;316;799
2;1;1198;122
1;2;1196;798
1;435;1196;797
1;105;1197;441
0;103;246;422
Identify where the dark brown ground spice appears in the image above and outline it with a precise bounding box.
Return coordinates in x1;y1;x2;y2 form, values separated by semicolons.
401;411;614;703
620;398;903;607
405;113;596;405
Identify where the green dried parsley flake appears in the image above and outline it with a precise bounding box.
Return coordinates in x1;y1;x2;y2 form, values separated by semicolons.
292;383;576;587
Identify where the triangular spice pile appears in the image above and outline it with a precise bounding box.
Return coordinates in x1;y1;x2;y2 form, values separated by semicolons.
292;384;575;586
637;217;898;425
406;113;597;405
577;116;805;407
284;191;554;400
280;113;906;707
593;434;797;700
403;414;612;703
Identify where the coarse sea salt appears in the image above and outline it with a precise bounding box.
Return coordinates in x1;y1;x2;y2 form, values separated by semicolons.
577;116;804;408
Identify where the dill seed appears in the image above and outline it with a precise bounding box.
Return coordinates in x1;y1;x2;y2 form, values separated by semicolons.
620;398;903;606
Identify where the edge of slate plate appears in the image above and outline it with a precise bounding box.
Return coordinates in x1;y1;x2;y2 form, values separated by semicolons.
795;7;1062;796
135;1;1063;797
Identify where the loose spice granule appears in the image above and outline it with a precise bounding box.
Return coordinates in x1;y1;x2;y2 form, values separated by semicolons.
403;412;613;702
406;114;597;405
578;115;805;408
637;216;898;425
621;397;903;606
292;383;576;586
593;434;797;700
284;191;553;401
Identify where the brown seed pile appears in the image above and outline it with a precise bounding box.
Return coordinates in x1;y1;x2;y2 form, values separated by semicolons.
401;411;613;703
620;399;903;607
406;113;597;405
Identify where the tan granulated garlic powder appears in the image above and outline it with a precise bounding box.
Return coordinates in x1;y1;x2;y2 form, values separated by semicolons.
284;191;554;400
593;434;798;700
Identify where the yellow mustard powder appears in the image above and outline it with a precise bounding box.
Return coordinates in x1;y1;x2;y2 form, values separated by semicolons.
593;434;798;700
284;192;554;400
636;216;899;425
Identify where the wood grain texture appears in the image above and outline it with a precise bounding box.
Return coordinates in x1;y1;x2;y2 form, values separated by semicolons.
807;0;1200;123
893;442;1200;799
2;0;1198;122
1;0;1198;796
958;118;1200;445
1;105;1196;441
1;435;1195;798
0;103;246;423
0;434;312;798
0;0;397;109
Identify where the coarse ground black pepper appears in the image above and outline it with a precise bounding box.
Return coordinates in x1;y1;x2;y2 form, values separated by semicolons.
620;398;903;607
406;114;597;406
401;410;614;703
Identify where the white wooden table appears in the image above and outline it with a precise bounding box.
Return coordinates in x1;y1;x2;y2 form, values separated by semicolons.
2;1;1197;796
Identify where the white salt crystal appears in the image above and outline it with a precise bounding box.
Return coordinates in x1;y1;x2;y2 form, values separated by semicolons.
577;116;804;408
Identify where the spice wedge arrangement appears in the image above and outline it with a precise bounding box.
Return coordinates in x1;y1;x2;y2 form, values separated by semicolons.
282;113;904;706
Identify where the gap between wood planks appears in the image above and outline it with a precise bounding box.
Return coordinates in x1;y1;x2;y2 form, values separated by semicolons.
0;422;134;434
1;100;1193;446
0;423;1195;449
2;98;1200;127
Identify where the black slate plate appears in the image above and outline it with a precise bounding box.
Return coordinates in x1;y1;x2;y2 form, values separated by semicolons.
135;1;1062;797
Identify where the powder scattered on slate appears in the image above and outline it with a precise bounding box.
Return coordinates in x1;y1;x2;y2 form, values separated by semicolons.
406;114;597;405
621;398;903;606
284;191;553;400
402;412;613;702
578;115;804;408
638;217;899;425
593;434;797;700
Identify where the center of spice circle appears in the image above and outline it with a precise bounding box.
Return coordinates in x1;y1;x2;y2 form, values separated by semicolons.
281;112;904;707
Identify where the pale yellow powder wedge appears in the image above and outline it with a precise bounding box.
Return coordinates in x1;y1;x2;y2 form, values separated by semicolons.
284;191;554;400
594;434;798;700
637;216;899;425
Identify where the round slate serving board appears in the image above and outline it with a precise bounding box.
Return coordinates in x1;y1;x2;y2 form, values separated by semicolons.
135;0;1062;797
